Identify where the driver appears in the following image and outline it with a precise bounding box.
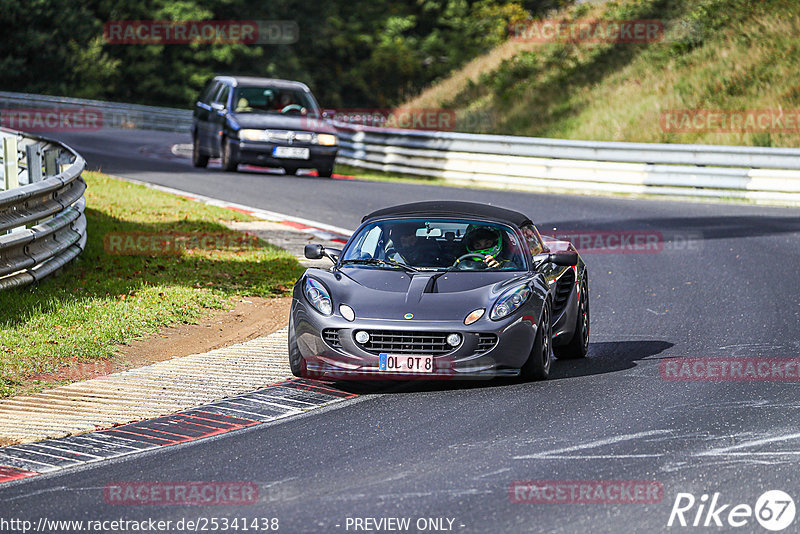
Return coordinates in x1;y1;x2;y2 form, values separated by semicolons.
275;93;294;110
463;225;518;269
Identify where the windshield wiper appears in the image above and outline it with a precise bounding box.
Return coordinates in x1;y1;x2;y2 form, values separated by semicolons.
339;258;420;273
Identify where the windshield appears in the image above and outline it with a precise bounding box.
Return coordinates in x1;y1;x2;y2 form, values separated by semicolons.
341;218;527;271
232;86;319;116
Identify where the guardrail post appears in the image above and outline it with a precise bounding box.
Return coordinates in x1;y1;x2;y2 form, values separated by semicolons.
44;148;58;176
2;136;18;190
25;143;43;182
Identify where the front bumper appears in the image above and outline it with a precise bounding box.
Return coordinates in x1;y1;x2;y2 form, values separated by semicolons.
291;300;537;380
231;139;338;168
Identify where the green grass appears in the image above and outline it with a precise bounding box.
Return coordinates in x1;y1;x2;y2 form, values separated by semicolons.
0;172;305;398
401;0;800;148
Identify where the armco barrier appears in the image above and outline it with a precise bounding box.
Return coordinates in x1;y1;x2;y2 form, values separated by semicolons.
0;128;87;290
3;91;800;205
333;123;800;204
0;91;192;132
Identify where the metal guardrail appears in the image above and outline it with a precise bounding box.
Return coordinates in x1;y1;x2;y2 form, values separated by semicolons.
334;123;800;204
4;91;800;204
0;91;192;132
0;128;87;290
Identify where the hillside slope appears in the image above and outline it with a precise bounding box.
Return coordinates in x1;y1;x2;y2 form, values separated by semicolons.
402;0;800;148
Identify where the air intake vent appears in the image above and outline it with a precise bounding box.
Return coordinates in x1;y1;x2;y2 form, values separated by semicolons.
322;328;341;348
553;268;575;314
477;334;498;353
358;331;453;355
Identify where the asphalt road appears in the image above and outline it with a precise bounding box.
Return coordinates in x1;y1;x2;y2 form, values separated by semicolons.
3;129;800;533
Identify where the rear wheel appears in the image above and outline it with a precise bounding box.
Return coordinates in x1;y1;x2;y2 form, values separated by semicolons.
555;277;589;359
317;165;334;178
192;135;209;168
520;300;552;381
221;137;238;172
283;166;298;175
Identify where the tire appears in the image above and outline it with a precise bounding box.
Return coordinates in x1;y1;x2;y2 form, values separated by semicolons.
317;165;334;178
192;135;209;168
520;299;553;381
283;166;298;175
555;277;589;360
221;137;238;172
288;319;307;378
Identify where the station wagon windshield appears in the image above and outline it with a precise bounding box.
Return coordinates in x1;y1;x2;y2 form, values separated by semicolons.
233;86;319;116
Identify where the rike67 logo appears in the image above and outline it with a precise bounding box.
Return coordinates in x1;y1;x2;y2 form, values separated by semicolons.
668;490;795;531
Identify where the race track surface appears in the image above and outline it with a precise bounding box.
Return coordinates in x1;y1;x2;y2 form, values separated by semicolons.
3;129;800;533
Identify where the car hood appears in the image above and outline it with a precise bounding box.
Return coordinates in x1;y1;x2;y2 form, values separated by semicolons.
309;268;530;322
231;113;337;134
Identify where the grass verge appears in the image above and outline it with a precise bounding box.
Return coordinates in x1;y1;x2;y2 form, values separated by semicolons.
0;171;305;398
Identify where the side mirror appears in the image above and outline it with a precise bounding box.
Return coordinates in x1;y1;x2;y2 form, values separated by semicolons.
548;251;579;266
305;244;342;263
304;244;324;260
210;102;225;112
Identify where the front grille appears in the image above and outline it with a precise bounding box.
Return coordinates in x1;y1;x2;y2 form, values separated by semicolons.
358;330;453;355
477;334;498;353
553;268;575;314
322;328;341;348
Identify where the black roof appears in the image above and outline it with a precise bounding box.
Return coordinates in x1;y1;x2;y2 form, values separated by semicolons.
362;201;532;227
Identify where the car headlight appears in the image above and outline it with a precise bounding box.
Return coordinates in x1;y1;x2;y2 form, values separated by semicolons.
239;129;266;141
490;285;531;320
304;278;333;316
315;133;338;146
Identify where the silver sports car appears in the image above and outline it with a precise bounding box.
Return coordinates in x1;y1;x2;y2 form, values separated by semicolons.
288;201;589;381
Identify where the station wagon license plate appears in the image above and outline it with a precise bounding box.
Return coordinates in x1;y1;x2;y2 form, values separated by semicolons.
272;146;310;159
379;354;434;373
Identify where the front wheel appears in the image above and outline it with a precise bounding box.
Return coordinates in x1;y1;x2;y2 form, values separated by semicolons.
288;320;307;378
317;165;334;178
192;135;209;168
555;277;589;359
221;138;238;172
520;300;552;381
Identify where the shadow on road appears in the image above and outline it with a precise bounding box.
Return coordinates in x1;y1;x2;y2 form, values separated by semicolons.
326;339;673;395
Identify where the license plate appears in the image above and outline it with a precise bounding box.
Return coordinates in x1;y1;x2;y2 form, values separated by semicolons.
379;354;434;373
272;146;310;159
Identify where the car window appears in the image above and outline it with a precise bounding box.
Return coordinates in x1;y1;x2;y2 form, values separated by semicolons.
199;81;219;104
521;223;543;256
232;86;319;116
342;218;526;271
213;84;231;107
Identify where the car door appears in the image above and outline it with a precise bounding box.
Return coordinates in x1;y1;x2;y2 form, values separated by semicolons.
194;80;220;151
209;83;232;156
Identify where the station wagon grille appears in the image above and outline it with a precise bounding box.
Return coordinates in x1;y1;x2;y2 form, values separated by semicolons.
359;331;453;355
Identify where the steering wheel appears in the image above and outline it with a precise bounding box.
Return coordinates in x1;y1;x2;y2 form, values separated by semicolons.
452;253;488;270
280;104;305;115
